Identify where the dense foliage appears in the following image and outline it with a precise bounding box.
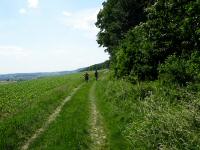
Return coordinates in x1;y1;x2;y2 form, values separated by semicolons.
159;52;200;86
96;0;154;59
96;0;200;84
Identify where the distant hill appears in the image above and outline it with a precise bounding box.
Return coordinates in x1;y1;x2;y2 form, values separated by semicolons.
0;70;81;81
0;61;109;81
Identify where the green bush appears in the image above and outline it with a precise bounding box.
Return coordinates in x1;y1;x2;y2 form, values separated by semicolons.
159;52;200;86
115;24;156;81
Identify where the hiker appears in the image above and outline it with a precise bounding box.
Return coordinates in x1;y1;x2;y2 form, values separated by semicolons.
95;70;98;81
84;72;89;82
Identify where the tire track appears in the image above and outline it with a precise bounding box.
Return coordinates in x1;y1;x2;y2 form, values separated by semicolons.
21;84;84;150
89;82;107;150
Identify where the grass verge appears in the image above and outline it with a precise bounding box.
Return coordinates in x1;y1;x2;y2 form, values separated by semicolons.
95;74;200;149
95;79;130;150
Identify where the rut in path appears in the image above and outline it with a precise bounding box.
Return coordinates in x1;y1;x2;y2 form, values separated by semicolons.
89;82;107;150
21;84;83;150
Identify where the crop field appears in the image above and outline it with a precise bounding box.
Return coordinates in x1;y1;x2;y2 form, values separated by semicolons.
0;73;84;149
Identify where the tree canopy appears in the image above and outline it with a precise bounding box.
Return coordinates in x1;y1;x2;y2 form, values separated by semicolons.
96;0;200;84
96;0;154;58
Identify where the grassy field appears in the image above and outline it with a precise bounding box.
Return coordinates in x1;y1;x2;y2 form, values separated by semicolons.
30;82;92;149
0;73;84;149
1;70;200;149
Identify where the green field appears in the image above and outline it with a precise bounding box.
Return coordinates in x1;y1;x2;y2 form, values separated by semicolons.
0;71;200;149
0;73;83;149
30;82;92;150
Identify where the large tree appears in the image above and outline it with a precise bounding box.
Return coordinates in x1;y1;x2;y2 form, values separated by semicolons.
113;0;200;80
96;0;154;59
146;0;200;63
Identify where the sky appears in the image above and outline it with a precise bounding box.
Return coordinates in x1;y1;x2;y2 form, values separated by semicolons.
0;0;109;74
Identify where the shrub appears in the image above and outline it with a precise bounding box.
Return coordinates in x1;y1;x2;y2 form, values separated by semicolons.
115;24;156;81
159;52;200;86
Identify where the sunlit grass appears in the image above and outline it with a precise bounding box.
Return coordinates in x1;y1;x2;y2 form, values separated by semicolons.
95;76;200;149
0;73;83;149
30;82;92;149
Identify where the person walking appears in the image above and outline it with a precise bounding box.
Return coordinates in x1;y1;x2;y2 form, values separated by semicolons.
95;70;98;81
84;72;89;82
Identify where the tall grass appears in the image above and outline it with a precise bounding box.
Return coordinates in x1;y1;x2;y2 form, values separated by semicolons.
96;77;200;149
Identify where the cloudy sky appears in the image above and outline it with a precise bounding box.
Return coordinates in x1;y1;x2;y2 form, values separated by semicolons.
0;0;109;74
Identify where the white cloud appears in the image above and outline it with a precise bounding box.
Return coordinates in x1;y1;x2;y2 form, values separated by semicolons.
28;0;39;9
62;11;72;17
0;46;29;57
62;8;99;34
19;8;27;15
18;0;39;14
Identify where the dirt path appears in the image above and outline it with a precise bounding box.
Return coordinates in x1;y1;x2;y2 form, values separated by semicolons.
89;82;107;150
21;84;84;150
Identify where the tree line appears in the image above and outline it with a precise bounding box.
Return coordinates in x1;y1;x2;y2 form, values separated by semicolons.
81;60;110;72
96;0;200;85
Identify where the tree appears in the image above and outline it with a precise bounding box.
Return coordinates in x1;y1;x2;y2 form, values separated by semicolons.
146;0;200;64
97;0;200;81
96;0;154;59
115;24;155;80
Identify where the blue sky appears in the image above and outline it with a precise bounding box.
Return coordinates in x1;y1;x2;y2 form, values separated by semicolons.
0;0;109;74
